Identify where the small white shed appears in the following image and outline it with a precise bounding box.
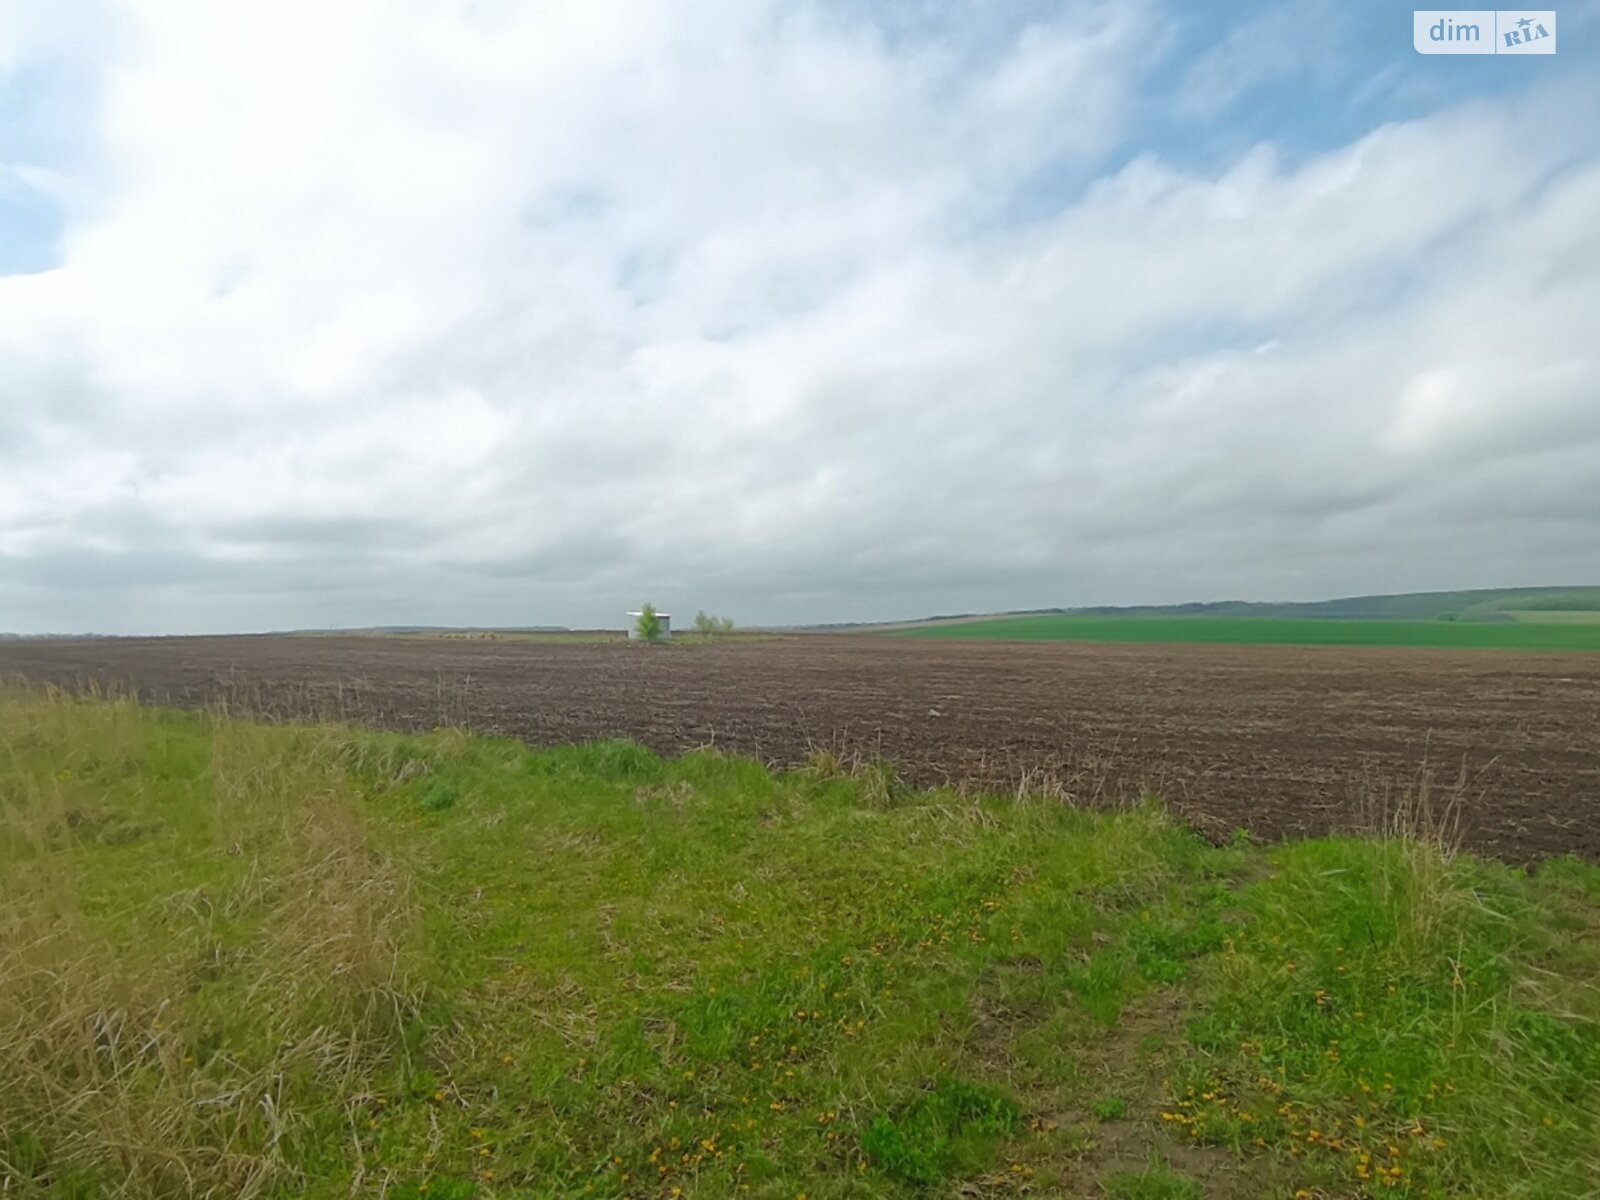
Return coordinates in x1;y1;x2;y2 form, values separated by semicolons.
626;611;672;640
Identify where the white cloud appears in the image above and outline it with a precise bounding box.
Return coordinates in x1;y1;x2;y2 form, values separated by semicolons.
1;0;1598;632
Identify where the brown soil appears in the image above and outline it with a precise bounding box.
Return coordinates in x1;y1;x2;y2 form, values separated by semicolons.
3;633;1597;863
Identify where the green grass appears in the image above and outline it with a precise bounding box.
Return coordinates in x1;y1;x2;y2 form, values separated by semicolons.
1100;1159;1201;1200
977;586;1600;622
1503;610;1600;625
1468;589;1600;615
3;688;1598;1198
1091;1095;1128;1122
897;614;1600;650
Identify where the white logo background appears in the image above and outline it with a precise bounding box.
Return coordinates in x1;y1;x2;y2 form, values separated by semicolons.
1414;10;1556;54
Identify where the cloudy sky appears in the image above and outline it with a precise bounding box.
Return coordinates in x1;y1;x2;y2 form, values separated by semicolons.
2;1;1598;633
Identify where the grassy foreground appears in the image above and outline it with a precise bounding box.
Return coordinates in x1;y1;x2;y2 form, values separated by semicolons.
896;615;1600;651
3;690;1598;1199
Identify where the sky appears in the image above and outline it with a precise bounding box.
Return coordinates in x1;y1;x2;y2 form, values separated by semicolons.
2;1;1599;634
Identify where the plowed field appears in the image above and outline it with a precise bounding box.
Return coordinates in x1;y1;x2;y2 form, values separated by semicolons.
4;634;1597;862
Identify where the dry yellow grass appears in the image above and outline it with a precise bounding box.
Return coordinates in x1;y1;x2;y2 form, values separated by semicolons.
0;686;423;1197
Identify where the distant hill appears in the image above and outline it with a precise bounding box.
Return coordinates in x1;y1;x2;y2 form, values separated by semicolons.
1064;586;1600;623
850;586;1600;631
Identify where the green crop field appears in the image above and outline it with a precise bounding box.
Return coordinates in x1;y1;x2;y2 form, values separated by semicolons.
1504;610;1600;626
897;614;1600;650
5;687;1599;1199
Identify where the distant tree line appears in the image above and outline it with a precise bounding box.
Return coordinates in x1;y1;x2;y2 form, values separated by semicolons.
692;611;735;636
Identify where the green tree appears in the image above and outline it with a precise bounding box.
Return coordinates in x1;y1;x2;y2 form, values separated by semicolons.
634;603;664;644
693;611;735;636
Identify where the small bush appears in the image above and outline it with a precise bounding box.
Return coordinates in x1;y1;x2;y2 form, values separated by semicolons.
634;603;665;643
692;611;736;636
